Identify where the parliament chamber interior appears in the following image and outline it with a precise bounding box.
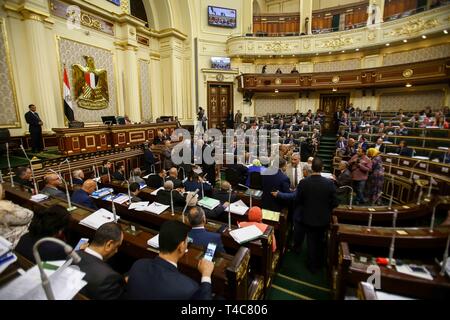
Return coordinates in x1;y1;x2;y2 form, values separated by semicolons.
0;0;450;302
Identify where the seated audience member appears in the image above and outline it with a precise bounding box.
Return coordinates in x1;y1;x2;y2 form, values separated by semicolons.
336;135;347;153
113;164;126;181
162;140;174;170
395;140;413;157
13;166;33;189
156;181;186;208
125;220;214;300
144;143;156;173
343;138;357;157
129;182;143;203
184;173;211;197
130;168;145;184
187;206;225;253
99;160;112;176
72;169;85;186
146;169;167;189
373;137;386;153
397;123;408;136
76;222;125;300
153;131;164;145
41;173;65;199
72;179;98;210
166;167;183;189
212;181;239;204
333;161;352;204
238;206;276;252
15;205;70;263
0;184;33;248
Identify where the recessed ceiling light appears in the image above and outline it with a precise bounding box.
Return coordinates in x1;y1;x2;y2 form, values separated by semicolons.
405;83;412;88
385;43;390;46
328;51;332;54
341;50;345;53
275;89;279;93
332;88;337;92
403;39;408;43
355;48;360;51
315;52;319;56
421;35;427;39
444;30;448;34
292;54;295;57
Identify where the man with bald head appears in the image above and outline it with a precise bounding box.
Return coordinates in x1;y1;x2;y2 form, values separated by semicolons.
166;167;183;189
155;180;186;208
41;173;65;199
72;179;98;210
211;181;238;204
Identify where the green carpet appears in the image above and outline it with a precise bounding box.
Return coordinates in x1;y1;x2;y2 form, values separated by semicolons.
268;244;331;300
0;147;61;170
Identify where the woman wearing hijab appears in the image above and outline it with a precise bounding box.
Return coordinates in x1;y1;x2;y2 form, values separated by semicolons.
366;148;385;205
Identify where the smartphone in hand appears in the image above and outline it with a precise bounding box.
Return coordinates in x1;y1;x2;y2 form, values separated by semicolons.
74;238;89;251
203;242;217;262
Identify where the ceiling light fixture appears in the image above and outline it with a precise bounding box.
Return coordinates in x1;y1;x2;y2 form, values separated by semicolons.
405;83;412;88
444;30;448;34
332;88;337;92
421;35;427;39
355;48;360;51
275;89;279;93
403;39;408;43
385;43;390;46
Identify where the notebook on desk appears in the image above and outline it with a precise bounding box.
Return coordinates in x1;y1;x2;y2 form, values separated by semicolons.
229;225;263;244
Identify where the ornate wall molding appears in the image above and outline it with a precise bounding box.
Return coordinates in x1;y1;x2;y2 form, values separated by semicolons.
227;5;450;57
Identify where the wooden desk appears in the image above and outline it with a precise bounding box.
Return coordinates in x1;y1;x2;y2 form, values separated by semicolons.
3;183;257;300
53;122;177;155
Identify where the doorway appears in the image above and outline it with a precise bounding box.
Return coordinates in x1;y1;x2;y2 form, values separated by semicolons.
319;93;349;134
207;82;233;130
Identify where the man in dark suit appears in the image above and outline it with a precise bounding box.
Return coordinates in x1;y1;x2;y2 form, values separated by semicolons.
129;182;143;203
144;143;156;173
395;140;413;157
41;173;65;199
166;167;183;189
112;164;126;181
146;169;166;188
156;181;186;208
125;220;214;300
212;181;239;204
72;179;98;210
13;166;33;189
187;206;225;253
99;160;112;176
76;222;125;300
293;158;338;273
24;104;44;153
72;169;85;186
261;158;290;212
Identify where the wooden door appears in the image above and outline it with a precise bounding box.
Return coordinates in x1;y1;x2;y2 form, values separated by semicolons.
207;82;233;131
320;94;350;134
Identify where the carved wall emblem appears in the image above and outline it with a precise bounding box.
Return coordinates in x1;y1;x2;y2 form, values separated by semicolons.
264;41;290;52
216;73;224;81
332;75;340;84
319;36;354;49
386;18;439;37
274;78;282;85
402;69;414;78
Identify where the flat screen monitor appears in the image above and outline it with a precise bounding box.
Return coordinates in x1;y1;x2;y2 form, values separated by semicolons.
101;116;117;125
211;57;231;70
116;116;126;125
208;6;236;28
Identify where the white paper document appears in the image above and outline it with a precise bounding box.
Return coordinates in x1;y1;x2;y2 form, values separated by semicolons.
79;208;120;230
151;187;164;196
395;264;433;281
142;173;155;179
103;193;130;204
198;197;221;210
227;200;249;216
143;202;169;215
128;201;150;210
147;234;159;249
31;194;49;202
0;260;87;300
229;225;263;244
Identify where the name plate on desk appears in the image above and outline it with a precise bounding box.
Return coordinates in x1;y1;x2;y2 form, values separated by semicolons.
419;163;427;169
442;167;449;173
403;161;410;165
397;170;403;176
386;158;392;163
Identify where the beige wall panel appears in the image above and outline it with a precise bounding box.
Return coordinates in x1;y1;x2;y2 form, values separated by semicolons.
383;43;450;66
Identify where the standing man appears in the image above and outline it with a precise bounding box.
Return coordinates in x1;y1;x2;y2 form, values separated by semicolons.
293;158;338;273
24;104;44;153
234;110;242;129
285;153;304;190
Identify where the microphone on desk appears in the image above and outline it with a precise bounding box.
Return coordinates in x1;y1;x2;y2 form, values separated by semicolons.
6;143;14;187
387;209;398;269
228;187;233;231
182;188;199;223
440;232;450;276
238;183;252;208
200;173;208;199
338;185;353;210
32;237;81;300
0;170;3;184
170;188;175;216
388;175;395;210
48;169;76;212
19;145;38;195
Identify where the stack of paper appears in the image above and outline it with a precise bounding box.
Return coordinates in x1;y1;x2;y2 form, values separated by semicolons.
227;200;249;215
151;187;164;196
91;188;114;199
31;194;49;202
142;202;169;215
198;197;220;210
79;208;120;230
147;234;159;249
103;193;130;204
229;225;263;244
262;209;280;222
0;236;16;275
245;189;263;198
129;201;150;210
0;260;87;300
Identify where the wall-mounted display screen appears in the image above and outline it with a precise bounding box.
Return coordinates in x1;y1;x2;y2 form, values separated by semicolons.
208;6;236;28
211;57;231;70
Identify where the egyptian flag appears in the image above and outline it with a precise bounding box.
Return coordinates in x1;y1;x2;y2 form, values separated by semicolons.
63;66;75;122
84;71;98;89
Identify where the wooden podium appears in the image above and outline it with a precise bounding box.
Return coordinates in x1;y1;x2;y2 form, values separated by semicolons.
53;122;177;155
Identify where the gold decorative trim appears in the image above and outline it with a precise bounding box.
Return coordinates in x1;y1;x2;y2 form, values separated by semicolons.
120;0;130;14
264;41;291;52
0;18;21;129
386;18;439;37
319;36;354;49
236;252;250;282
274;78;282;85
332;75;340;83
